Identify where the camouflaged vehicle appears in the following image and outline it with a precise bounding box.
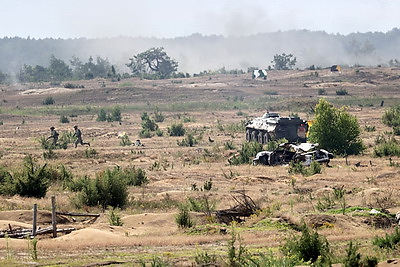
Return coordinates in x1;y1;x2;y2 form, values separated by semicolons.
245;113;308;144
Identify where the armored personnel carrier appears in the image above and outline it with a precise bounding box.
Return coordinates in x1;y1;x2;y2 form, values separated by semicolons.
245;113;308;144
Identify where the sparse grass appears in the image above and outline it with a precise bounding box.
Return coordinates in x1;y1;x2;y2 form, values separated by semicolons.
2;69;400;265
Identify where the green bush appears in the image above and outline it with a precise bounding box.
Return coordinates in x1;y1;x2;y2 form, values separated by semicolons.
110;106;122;122
155;128;163;136
168;122;185;136
73;167;128;209
224;141;235;150
194;250;217;266
139;128;153;138
97;106;122;122
187;196;215;214
288;160;322;177
228;141;263;165
60;115;69;123
373;136;400;157
282;222;331;264
308;98;365;155
343;241;361;267
123;166;148;186
42;96;55;105
382;105;400;135
227;228;249;266
364;125;376;132
119;134;132;146
153;107;165;122
336;88;348;95
373;227;400;249
141;112;158;131
85;148;98;158
12;155;51;198
108;208;123;226
177;133;197;147
97;109;107;122
176;205;194;228
0;167;13;195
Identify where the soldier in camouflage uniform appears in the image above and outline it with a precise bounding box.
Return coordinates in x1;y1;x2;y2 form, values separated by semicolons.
73;125;90;148
47;126;59;146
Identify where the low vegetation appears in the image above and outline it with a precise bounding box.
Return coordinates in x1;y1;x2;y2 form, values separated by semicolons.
1;67;400;265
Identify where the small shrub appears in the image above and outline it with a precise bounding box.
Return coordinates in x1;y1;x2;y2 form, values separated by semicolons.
308;160;322;175
224;140;235;150
64;83;83;89
228;141;263;165
30;238;38;261
110;106;122;122
60;115;69;123
85;148;98;158
168;122;185;136
119;134;132;146
343;241;361;267
336;88;348;95
153;107;165;122
227;228;249;266
187;196;215;215
43;148;57;160
141;112;158;131
373;136;400;157
155;128;163;136
139;129;153;138
108;208;123;226
289;161;322;177
74;167;129;209
282;222;331;264
177;133;197;147
263;90;278;95
97;109;107;122
318;88;327;95
0;167;13;195
194;250;217;266
42;96;55;105
12;155;51;198
382;105;400;134
373;227;400;249
364;125;376;132
123;166;148;186
176;205;194;228
141;256;171;267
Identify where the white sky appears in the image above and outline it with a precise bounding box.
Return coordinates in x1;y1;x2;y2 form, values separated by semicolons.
0;0;399;39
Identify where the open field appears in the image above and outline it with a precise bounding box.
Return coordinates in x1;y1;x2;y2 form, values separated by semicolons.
1;67;400;266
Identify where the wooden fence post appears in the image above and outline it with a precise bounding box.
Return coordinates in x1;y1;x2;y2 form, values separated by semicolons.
32;204;37;237
51;196;57;238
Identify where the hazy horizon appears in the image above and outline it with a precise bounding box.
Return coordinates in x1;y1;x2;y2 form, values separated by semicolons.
1;0;399;39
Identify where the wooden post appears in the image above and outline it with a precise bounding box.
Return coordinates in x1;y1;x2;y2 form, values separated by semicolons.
32;204;37;237
51;196;57;238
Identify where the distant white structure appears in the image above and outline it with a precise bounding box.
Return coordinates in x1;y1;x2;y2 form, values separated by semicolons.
252;69;268;80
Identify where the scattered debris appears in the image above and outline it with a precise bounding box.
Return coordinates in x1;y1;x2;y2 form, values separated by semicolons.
215;190;259;224
252;69;268;80
0;225;76;239
253;142;333;166
330;65;341;72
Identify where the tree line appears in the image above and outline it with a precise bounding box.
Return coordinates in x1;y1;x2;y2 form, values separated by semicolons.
0;46;298;84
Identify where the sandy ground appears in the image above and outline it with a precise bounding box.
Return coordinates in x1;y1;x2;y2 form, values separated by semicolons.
1;68;400;265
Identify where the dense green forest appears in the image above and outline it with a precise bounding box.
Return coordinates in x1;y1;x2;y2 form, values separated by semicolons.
0;28;399;81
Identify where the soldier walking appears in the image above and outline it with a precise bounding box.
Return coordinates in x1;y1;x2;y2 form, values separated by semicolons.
73;125;90;148
47;126;59;146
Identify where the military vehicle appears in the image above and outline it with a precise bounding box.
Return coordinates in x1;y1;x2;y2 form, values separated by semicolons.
245;113;308;144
